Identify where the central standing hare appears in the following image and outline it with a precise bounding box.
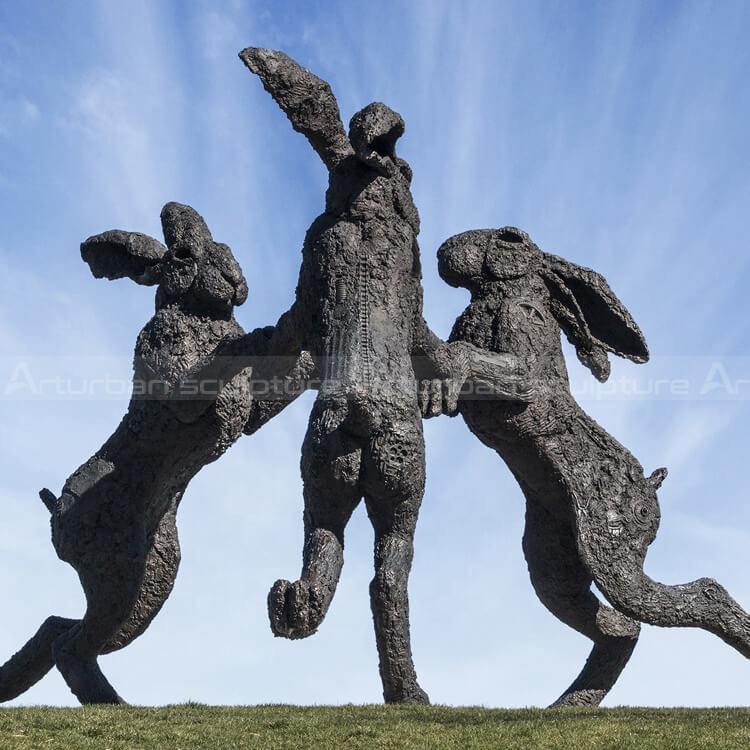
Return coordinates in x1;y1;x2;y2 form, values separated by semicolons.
240;48;528;703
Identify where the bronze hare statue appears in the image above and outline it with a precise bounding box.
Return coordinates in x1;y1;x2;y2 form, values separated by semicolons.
0;203;310;704
240;48;529;704
438;226;750;706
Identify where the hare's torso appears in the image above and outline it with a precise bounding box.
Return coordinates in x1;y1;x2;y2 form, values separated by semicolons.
53;305;253;560
298;158;424;408
453;276;652;526
454;276;571;442
131;304;252;455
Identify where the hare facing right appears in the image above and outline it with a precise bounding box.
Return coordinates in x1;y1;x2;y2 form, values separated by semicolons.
438;226;750;706
0;202;311;705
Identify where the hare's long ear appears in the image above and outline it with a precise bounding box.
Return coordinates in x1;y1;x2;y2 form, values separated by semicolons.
239;46;354;171
80;230;166;286
542;253;648;381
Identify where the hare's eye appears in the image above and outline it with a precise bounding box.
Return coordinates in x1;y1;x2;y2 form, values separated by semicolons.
173;246;191;260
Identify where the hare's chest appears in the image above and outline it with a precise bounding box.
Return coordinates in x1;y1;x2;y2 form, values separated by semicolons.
135;310;239;385
491;298;556;358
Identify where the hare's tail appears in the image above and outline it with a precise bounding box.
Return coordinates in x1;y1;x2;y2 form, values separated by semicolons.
39;488;57;513
0;616;78;702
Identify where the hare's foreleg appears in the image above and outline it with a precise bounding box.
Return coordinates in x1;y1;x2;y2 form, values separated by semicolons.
363;418;429;705
575;483;750;660
0;616;78;702
53;524;148;704
268;401;362;640
522;499;639;707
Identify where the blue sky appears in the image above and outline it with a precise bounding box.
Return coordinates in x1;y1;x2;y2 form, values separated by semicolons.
1;0;749;707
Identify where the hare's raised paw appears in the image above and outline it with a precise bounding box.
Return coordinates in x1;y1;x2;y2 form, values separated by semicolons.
267;579;325;640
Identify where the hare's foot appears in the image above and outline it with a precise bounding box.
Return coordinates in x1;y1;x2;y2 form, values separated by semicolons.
548;629;638;708
267;579;328;640
550;691;601;708
596;569;750;659
385;684;430;705
272;404;362;640
53;630;126;704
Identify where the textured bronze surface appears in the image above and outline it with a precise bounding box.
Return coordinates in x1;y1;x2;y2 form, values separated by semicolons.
439;226;750;706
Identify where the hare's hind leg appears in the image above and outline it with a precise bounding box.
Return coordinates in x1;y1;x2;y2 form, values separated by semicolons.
268;401;363;640
575;481;750;660
102;496;181;654
523;499;639;707
362;418;429;705
53;525;148;704
0;616;78;702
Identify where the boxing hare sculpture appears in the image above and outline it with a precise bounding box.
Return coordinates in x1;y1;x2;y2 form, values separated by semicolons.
239;48;529;704
438;226;750;706
0;202;311;705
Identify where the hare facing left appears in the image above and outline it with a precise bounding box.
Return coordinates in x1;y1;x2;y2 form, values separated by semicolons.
438;226;750;706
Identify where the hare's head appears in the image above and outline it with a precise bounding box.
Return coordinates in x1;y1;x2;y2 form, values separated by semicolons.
438;226;649;382
80;202;248;313
348;102;405;178
438;227;543;293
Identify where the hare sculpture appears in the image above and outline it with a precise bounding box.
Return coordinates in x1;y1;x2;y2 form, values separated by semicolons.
438;226;750;706
0;202;310;704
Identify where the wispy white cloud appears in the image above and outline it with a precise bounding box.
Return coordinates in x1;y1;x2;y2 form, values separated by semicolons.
658;408;736;476
56;1;187;230
0;96;41;138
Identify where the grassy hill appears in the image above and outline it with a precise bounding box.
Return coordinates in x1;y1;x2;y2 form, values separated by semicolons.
1;705;749;749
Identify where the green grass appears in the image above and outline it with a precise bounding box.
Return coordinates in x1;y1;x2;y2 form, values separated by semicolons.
1;705;749;749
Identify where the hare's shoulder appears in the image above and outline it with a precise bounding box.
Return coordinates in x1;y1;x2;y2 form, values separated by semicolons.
135;307;242;382
449;298;501;350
